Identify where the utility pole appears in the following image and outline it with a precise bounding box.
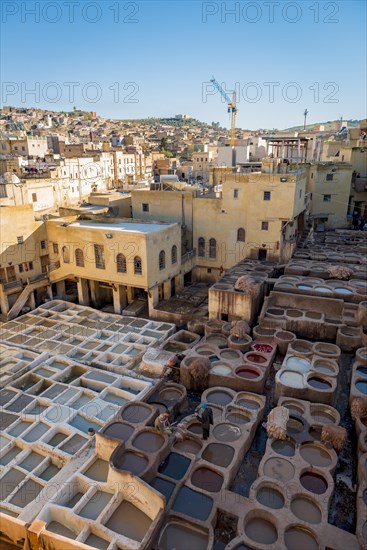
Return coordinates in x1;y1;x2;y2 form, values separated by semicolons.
303;109;309;130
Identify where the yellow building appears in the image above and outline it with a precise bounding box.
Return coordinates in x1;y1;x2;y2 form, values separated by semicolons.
307;162;353;228
0;205;51;319
45;218;182;315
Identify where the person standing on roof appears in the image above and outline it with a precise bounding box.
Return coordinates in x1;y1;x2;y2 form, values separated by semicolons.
195;403;214;440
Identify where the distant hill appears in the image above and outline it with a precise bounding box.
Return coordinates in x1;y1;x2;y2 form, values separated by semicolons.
282;119;362;132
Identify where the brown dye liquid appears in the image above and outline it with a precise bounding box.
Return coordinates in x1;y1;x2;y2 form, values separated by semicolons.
84;459;109;482
133;432;164;453
174;439;202;455
10;479;43;507
237;398;260;410
121;404;151;423
102;422;134;441
226;412;250;424
213;423;241;442
272;439;295;457
256;487;284;509
79;491;112;520
287;417;305;435
202;443;234;468
300;472;328;494
159;388;182;400
84;534;109;550
284;527;318;549
47;522;78;539
188;422;202;435
246;353;267;364
106;500;152;541
158;522;208;550
290;497;321;523
0;469;26;500
191;467;223;492
206;391;232;406
300;444;331;467
114;451;148;475
245;518;277;544
263;457;295;483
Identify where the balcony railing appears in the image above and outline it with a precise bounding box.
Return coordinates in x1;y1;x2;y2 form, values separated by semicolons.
181;249;196;264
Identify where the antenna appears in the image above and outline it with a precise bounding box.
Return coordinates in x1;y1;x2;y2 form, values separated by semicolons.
303;109;309;130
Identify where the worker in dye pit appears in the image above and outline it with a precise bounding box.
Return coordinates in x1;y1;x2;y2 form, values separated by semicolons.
195;403;214;440
154;412;172;435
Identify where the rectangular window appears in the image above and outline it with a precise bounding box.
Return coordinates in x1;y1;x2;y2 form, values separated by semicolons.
233;189;238;199
94;244;105;269
261;221;269;230
142;203;149;212
53;243;59;254
32;193;37;202
19;264;24;273
29;261;34;270
326;174;333;181
299;189;302;197
40;240;46;249
264;191;271;201
207;268;212;273
17;236;24;244
323;194;332;202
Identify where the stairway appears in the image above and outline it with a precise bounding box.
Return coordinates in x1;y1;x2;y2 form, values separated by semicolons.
6;277;49;321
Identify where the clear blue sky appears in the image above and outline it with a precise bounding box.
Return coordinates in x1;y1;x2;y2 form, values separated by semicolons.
1;1;366;129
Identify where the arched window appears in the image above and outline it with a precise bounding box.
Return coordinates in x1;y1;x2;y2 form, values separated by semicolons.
116;253;127;273
159;250;166;270
75;248;84;267
171;245;177;264
237;228;246;242
62;246;70;264
209;238;217;259
134;256;142;275
198;237;205;257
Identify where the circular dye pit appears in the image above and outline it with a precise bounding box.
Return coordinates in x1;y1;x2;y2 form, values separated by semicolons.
284;527;318;550
245;353;267;364
309;427;322;441
289;340;313;354
206;335;227;347
195;347;214;356
206;390;233;406
245;517;277;545
287;309;303;318
357;367;367;378
102;422;134;441
236;367;261;380
313;343;340;357
308;377;332;391
237;397;261;410
315;288;333;294
357;380;367;395
187;422;202;435
335;288;353;295
271;439;295;457
174;438;201;455
286;356;311;372
300;471;328;494
256;486;284;509
191;467;223;492
210;363;232;376
114;451;148;475
282;401;305;415
290;497;321;524
133;431;165;453
253;343;274;354
313;361;336;375
226;411;251;425
220;349;241;360
287;417;305;435
263;457;295;483
121;404;151;423
268;308;284;316
159;387;183;401
279;371;304;389
297;284;312;290
310;407;337;424
202;443;234;468
305;311;322;320
300;443;332;467
213;423;241;442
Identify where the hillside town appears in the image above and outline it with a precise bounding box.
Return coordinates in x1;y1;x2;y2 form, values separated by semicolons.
1;102;367;550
